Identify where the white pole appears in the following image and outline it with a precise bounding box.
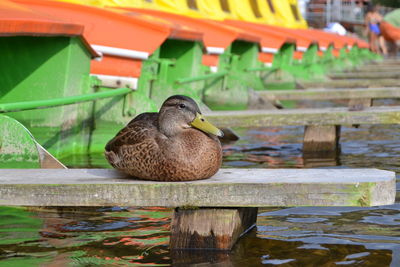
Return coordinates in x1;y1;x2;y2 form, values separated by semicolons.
326;0;331;25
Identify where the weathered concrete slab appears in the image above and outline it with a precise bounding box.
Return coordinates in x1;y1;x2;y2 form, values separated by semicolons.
0;168;395;207
206;106;400;127
260;88;400;101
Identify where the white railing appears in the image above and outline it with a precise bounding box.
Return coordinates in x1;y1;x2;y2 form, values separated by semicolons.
306;0;395;27
306;0;364;25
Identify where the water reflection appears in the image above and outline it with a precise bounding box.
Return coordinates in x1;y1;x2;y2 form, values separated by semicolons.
255;206;400;266
171;250;232;266
234;230;393;266
0;207;172;266
2;121;400;266
303;151;340;168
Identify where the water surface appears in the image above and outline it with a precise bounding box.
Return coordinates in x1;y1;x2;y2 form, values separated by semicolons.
1;100;400;266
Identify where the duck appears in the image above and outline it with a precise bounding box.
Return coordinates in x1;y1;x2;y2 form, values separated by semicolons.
105;95;224;181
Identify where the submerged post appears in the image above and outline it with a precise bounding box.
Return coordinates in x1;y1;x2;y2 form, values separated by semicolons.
170;207;258;250
348;98;372;111
303;125;341;153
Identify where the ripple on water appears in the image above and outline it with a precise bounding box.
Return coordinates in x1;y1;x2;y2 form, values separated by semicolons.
2;120;400;266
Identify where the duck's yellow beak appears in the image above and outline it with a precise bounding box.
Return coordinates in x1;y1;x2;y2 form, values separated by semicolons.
190;113;224;137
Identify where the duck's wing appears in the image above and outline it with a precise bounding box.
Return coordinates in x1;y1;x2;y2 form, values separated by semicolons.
105;112;165;175
127;112;159;127
105;112;158;153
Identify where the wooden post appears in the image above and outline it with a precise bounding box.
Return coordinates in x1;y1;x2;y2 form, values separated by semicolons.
248;89;281;110
219;128;240;143
171;250;232;266
303;150;339;168
348;98;372;128
348;98;372;111
170;207;258;250
303;125;340;153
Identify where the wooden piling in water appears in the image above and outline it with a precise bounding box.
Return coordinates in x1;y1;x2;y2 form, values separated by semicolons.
303;151;339;168
303;125;340;153
348;98;372;111
171;249;232;266
170;207;258;250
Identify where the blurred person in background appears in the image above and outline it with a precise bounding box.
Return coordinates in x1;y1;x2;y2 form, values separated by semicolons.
380;8;400;57
365;4;387;55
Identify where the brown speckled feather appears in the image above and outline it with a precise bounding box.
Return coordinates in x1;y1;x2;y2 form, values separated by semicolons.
105;112;222;181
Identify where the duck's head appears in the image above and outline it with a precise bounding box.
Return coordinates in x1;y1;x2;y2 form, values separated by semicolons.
158;95;224;138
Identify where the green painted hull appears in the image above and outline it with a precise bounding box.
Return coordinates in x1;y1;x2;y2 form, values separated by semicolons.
0;35;377;166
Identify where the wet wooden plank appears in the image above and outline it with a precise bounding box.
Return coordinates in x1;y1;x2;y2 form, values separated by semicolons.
0;168;395;207
206;106;400;128
355;66;400;73
298;79;399;89
259;88;400;101
330;72;400;79
368;59;400;66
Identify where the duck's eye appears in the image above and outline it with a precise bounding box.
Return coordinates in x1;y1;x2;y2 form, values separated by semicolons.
178;103;186;109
